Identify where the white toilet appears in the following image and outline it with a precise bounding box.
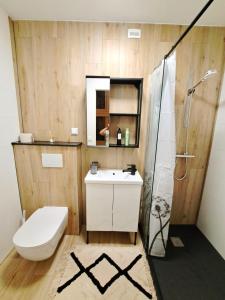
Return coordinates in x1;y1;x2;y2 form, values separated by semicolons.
13;206;68;261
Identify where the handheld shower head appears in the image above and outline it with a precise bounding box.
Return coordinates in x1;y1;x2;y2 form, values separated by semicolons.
188;69;217;96
202;69;217;81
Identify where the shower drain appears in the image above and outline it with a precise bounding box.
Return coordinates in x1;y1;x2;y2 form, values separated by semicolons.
170;236;184;247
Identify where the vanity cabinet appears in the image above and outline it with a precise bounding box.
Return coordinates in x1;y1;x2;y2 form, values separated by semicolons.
86;181;142;241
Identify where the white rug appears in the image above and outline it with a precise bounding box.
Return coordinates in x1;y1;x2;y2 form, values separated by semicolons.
50;243;157;299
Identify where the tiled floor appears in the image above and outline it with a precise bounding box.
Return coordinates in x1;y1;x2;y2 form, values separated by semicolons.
148;225;225;300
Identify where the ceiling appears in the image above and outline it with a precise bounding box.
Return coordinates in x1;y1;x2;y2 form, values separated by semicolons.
0;0;225;26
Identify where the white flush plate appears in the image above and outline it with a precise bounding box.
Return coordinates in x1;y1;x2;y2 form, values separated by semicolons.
41;153;63;168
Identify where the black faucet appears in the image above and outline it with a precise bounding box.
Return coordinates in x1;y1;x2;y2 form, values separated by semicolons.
122;164;137;175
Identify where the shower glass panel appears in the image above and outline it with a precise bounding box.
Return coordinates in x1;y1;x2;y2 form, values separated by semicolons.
141;61;165;249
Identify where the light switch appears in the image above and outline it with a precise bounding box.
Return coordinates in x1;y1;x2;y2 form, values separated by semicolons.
71;127;78;136
41;153;63;168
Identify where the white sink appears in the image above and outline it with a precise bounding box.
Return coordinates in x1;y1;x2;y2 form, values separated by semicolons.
85;169;143;185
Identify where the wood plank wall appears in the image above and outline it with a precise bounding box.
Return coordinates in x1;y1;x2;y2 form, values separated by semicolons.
12;21;225;224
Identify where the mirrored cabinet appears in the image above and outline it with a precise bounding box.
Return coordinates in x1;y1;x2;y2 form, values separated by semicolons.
86;76;143;148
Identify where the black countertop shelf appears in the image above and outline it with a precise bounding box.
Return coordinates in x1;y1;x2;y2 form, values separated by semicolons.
109;143;138;148
12;141;82;147
110;77;143;89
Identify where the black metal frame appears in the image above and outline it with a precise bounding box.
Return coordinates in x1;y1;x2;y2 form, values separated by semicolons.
164;0;215;59
109;77;143;148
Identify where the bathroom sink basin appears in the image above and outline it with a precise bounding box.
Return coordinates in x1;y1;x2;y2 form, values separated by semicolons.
85;169;143;185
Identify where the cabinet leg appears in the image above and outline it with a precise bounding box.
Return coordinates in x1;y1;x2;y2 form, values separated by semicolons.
134;232;137;245
87;231;89;244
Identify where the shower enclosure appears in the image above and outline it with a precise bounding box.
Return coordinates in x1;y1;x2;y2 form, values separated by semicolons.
140;0;216;258
141;62;217;257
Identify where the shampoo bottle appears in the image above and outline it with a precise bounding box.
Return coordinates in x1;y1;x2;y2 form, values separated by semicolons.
125;128;130;146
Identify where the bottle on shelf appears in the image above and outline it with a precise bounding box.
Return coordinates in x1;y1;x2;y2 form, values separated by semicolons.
105;129;109;147
125;128;130;146
117;128;122;145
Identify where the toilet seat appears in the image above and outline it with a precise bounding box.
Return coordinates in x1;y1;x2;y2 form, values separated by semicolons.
13;206;68;260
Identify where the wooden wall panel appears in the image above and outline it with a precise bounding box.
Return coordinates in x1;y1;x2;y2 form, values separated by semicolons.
110;85;138;114
13;145;82;234
8;18;24;132
13;21;225;224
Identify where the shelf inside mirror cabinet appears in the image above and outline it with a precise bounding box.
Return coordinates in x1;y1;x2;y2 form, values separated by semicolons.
108;77;143;148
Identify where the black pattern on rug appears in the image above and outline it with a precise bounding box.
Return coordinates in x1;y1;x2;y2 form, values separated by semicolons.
57;252;152;299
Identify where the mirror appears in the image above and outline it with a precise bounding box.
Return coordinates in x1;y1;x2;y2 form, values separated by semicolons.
96;90;109;145
86;76;110;147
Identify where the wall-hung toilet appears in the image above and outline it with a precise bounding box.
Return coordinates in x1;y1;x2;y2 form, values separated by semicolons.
13;206;68;261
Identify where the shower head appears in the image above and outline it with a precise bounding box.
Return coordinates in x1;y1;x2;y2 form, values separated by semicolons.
202;69;217;81
188;69;217;95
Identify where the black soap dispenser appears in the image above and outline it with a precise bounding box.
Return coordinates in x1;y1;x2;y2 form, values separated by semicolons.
117;128;122;145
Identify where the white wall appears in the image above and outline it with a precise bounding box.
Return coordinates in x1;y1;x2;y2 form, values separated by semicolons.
0;7;22;263
197;70;225;259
